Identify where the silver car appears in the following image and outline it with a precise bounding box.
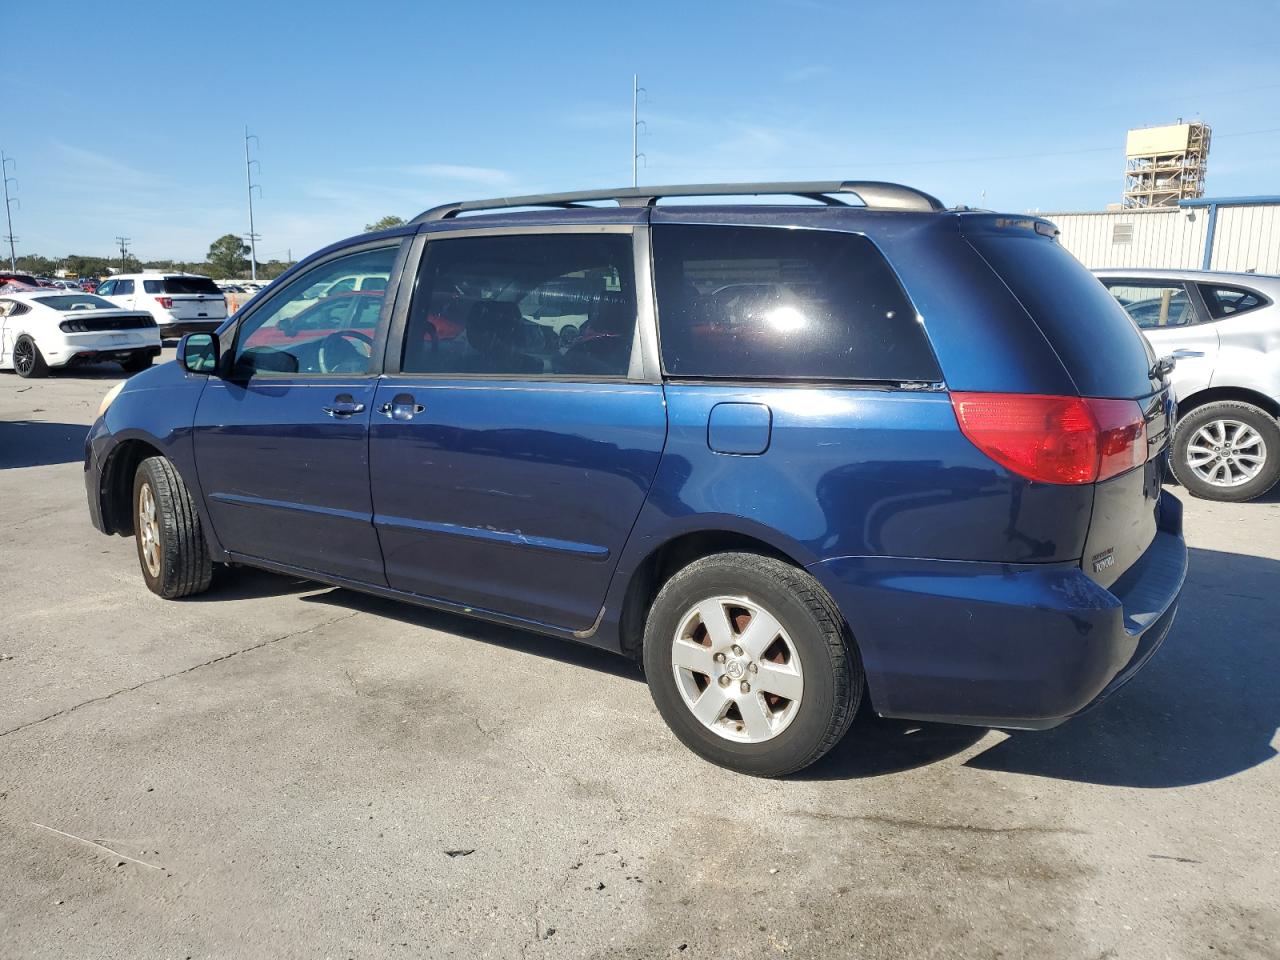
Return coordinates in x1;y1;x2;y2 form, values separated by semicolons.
1095;268;1280;502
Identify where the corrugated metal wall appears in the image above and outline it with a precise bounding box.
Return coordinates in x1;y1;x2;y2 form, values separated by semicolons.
1042;202;1280;274
1211;205;1280;273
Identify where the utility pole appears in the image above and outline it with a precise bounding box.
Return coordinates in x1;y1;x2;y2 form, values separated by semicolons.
632;74;647;188
2;151;18;270
244;126;262;282
115;236;131;274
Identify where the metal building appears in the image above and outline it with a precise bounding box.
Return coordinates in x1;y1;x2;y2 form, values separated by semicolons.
1123;121;1211;208
1043;196;1280;274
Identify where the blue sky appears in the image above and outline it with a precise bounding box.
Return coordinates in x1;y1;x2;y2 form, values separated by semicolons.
6;0;1279;262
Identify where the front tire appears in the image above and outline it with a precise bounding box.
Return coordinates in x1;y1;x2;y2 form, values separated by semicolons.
133;456;213;598
13;335;48;378
642;552;861;777
1170;401;1280;502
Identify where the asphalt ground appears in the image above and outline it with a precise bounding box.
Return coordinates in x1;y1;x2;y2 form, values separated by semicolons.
1;353;1277;959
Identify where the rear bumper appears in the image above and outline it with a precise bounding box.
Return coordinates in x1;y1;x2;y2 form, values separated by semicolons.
808;493;1187;729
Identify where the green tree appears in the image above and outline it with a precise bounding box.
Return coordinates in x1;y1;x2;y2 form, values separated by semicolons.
207;234;251;279
365;214;406;232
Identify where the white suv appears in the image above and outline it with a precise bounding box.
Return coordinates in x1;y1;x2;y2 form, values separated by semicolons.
98;273;227;339
1096;268;1280;502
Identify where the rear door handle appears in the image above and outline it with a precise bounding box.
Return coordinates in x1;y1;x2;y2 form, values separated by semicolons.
378;393;426;421
323;393;366;418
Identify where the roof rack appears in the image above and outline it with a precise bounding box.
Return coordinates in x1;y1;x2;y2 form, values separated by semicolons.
411;180;945;222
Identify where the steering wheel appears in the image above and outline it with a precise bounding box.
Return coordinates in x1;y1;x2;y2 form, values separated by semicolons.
318;329;374;373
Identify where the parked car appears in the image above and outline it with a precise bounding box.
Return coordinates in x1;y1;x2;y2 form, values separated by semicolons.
52;279;84;291
0;289;161;377
85;181;1186;776
1095;268;1280;502
0;271;41;289
79;278;101;294
97;272;227;339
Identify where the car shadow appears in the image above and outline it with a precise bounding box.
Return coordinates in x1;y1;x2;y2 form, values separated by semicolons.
0;420;89;469
194;541;1278;786
964;545;1278;787
299;584;645;683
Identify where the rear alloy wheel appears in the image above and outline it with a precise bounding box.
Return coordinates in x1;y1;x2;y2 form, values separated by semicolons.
133;456;213;598
643;552;861;777
1171;400;1280;502
13;335;48;378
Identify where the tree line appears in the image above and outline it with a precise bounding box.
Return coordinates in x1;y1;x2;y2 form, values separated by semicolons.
14;216;407;281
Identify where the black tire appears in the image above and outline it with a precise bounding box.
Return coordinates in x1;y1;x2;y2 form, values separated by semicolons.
132;456;213;598
13;335;48;379
121;353;153;374
1169;401;1280;503
642;552;862;777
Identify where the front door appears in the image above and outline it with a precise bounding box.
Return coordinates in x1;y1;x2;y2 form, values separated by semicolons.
1101;278;1219;404
193;243;402;583
368;228;667;632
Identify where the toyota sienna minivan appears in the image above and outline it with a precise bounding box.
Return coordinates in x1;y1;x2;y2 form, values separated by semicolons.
85;181;1187;776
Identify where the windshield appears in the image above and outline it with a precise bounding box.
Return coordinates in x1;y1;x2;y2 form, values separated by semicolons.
33;294;118;311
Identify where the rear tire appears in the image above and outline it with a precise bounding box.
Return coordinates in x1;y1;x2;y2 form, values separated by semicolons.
13;335;48;378
642;552;861;777
1170;401;1280;502
121;353;153;374
133;456;213;598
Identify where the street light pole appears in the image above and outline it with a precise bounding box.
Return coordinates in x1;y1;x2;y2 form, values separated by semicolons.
244;126;262;282
2;151;18;271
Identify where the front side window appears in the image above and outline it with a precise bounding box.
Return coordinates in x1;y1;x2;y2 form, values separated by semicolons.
1199;284;1267;319
233;246;397;376
1102;281;1195;329
652;225;940;382
97;280;116;296
401;233;636;377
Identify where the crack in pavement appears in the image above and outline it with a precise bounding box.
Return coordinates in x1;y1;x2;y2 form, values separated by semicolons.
0;611;360;740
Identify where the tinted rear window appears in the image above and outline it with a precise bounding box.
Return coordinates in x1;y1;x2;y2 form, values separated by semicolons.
164;276;221;295
33;294;117;310
652;225;941;382
967;229;1156;398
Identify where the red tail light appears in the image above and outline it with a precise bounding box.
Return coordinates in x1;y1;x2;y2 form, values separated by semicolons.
951;393;1147;485
155;296;174;309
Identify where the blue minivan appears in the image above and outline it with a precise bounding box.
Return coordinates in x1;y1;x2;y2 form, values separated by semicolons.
85;181;1187;776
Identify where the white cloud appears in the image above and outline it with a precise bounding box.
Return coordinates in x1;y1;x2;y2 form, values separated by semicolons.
397;164;514;186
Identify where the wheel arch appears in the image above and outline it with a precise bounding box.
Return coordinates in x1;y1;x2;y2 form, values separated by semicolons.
616;526;813;662
97;436;167;535
1177;386;1280;421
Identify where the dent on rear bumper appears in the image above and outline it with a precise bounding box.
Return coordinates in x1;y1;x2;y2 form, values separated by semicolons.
808;495;1187;729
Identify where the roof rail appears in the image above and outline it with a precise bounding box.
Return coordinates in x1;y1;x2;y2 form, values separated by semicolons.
411;180;945;222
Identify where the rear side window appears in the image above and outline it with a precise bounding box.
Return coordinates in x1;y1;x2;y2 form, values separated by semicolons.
968;231;1156;398
402;233;636;378
1100;280;1195;329
652;225;939;382
116;279;134;295
1199;284;1268;319
163;276;221;295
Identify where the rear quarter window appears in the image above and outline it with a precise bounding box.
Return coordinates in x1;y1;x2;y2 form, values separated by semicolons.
652;224;941;382
967;229;1156;398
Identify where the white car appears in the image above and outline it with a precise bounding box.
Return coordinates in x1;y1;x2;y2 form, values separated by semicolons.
97;272;227;339
0;289;161;378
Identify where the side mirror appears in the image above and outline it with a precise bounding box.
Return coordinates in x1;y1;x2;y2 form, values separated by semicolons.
179;333;219;374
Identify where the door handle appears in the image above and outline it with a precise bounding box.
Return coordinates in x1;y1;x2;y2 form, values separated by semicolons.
1170;349;1205;358
323;394;366;418
378;393;426;421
